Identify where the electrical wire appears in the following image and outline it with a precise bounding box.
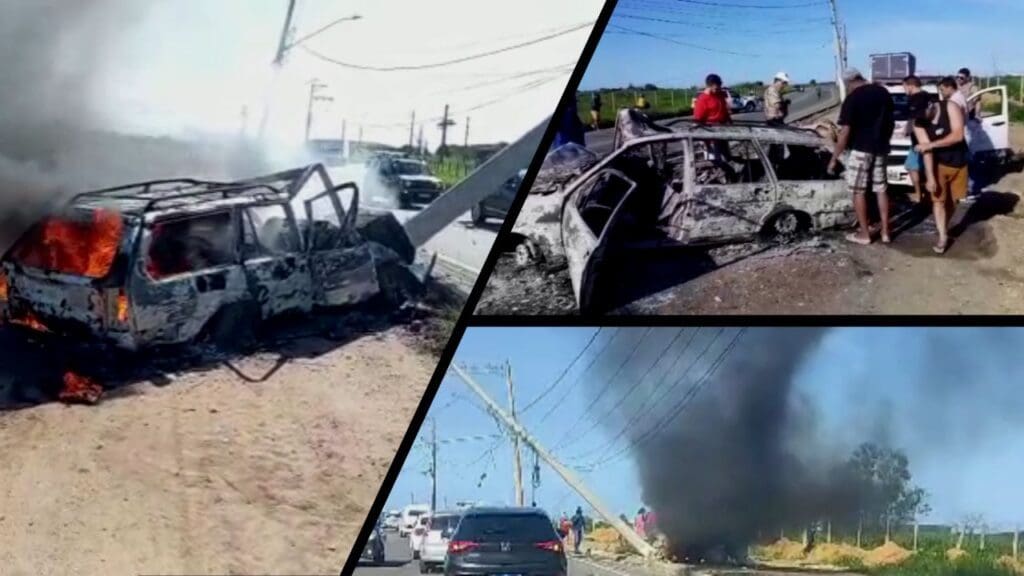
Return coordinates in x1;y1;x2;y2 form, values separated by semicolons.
300;21;594;72
607;24;760;57
615;12;829;35
536;329;622;426
670;0;827;8
520;328;604;415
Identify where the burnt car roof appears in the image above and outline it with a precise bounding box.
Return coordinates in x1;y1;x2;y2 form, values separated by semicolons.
68;164;335;217
613;108;830;150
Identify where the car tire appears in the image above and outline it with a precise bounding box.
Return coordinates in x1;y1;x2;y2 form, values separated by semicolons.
745;102;755;112
764;210;808;242
470;203;486;225
419;560;429;573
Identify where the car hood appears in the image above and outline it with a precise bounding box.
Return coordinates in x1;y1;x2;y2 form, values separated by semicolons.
398;175;442;186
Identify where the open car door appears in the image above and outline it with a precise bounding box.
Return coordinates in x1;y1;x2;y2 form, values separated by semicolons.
966;86;1009;158
562;168;639;313
304;181;380;308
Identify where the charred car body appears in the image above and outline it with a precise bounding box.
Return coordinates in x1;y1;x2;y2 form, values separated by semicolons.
0;164;420;351
510;110;852;312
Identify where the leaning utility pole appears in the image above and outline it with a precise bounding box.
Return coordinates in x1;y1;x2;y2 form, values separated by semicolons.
273;0;298;66
507;361;524;506
450;364;655;558
828;0;847;101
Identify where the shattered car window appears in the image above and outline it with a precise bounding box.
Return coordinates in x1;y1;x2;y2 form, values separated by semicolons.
766;143;836;181
8;209;124;279
146;211;236;280
576;170;635;237
693;139;768;185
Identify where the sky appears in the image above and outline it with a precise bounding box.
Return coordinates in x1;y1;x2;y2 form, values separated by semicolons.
579;0;1024;90
384;327;1024;532
75;0;604;147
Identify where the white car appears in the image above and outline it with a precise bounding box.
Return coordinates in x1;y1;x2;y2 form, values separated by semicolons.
383;510;402;531
409;514;431;559
884;83;1011;188
400;504;430;538
419;511;462;573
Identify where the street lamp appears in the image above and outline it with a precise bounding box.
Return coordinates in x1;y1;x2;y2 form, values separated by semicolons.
274;8;363;66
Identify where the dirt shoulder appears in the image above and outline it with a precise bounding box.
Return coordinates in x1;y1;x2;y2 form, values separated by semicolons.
0;327;434;575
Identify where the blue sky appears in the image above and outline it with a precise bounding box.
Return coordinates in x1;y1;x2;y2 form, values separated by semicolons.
385;327;1024;531
579;0;1024;90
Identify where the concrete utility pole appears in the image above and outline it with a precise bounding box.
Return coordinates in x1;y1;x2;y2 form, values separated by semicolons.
450;364;655;558
507;361;524;507
305;80;330;142
430;417;438;513
273;0;298;66
438;104;456;155
409;111;416;149
828;0;847;101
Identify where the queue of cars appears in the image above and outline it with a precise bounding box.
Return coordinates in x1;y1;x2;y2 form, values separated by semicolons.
364;506;567;576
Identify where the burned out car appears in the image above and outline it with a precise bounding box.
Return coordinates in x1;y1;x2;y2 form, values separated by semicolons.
0;164;420;350
512;109;852;312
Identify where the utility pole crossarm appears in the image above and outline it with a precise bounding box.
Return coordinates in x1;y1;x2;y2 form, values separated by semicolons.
450;364;656;558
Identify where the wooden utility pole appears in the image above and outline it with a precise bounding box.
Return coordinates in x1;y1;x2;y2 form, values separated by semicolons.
507;361;524;507
437;104;455;155
828;0;847;101
450;364;655;557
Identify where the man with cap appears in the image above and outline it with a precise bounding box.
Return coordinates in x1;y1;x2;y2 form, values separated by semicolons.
764;72;791;126
955;67;980;120
827;68;895;245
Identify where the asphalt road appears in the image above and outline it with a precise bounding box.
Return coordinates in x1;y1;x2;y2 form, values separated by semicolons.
353;532;657;576
325;165;498;275
585;83;839;156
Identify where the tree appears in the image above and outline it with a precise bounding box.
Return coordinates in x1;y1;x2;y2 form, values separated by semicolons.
809;79;817;86
643;83;659;91
845;443;930;539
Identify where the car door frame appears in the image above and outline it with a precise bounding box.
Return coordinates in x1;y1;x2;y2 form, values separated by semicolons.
303;182;380;307
678;135;778;244
561;166;640;312
966;85;1009;157
239;201;314;319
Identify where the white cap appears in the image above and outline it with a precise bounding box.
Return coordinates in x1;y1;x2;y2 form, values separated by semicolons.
774;72;791;83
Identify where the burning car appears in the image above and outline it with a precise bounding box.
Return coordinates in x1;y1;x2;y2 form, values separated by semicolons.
509;109;853;312
0;163;421;351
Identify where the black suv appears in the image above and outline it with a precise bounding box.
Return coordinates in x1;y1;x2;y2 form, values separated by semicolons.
445;507;566;576
363;153;445;209
470;169;525;226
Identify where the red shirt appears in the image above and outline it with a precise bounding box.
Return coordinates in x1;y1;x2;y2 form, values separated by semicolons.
694;91;731;124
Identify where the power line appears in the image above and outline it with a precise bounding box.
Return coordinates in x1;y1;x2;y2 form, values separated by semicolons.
583;328;747;470
300;21;594;72
670;0;827;8
565;327;721;463
557;328;686;451
607;24;759;57
536;328;622;426
552;328;654;449
621;0;829;21
615;12;829;35
520;328;604;414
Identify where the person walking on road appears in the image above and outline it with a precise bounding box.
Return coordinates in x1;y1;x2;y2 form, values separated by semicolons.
914;76;970;254
902;75;933;202
764;72;791;126
827;68;895;245
590;92;602;130
571;507;586;554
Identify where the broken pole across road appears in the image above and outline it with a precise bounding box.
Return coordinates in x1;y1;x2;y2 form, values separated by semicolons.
450;364;656;558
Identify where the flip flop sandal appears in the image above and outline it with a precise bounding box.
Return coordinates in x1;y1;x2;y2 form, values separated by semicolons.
932;243;947;254
845;232;872;246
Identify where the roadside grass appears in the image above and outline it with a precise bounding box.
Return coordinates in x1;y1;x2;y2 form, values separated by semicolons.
838;544;1018;576
428;153;478;187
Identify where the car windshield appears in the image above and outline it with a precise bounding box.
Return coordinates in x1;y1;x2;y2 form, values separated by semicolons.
455;513;557;542
396;160;428;176
7;208;124;279
429;515;460;532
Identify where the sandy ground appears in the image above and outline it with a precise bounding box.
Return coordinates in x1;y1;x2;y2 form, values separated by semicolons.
0;328;434;575
477;125;1024;315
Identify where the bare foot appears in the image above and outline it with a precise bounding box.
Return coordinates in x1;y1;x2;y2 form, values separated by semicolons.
845;232;872;245
881;234;892;244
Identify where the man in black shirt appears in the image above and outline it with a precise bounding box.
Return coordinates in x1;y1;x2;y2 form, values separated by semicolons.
828;68;895;245
903;75;934;202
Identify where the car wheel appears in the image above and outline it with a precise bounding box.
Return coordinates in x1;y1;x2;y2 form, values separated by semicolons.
765;211;808;242
419;560;429;573
745;102;755;112
470;203;485;225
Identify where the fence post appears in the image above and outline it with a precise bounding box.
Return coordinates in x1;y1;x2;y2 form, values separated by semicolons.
654;91;659;108
980;529;986;551
857;518;863;548
611;92;616;112
913;522;919;552
1014;526;1019;560
671;90;675;110
827;521;832;544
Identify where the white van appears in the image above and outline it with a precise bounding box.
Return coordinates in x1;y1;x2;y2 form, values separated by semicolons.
400;504;431;538
884;82;1011;188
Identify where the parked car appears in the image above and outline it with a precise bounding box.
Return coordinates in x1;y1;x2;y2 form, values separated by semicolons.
691;88;759;113
400;504;431;538
410;513;432;559
361;520;386;565
0;164;420;350
510;109;852;312
384;510;402;531
471;169;526;225
363;154;445;209
419;511;462;573
444;507;566;576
